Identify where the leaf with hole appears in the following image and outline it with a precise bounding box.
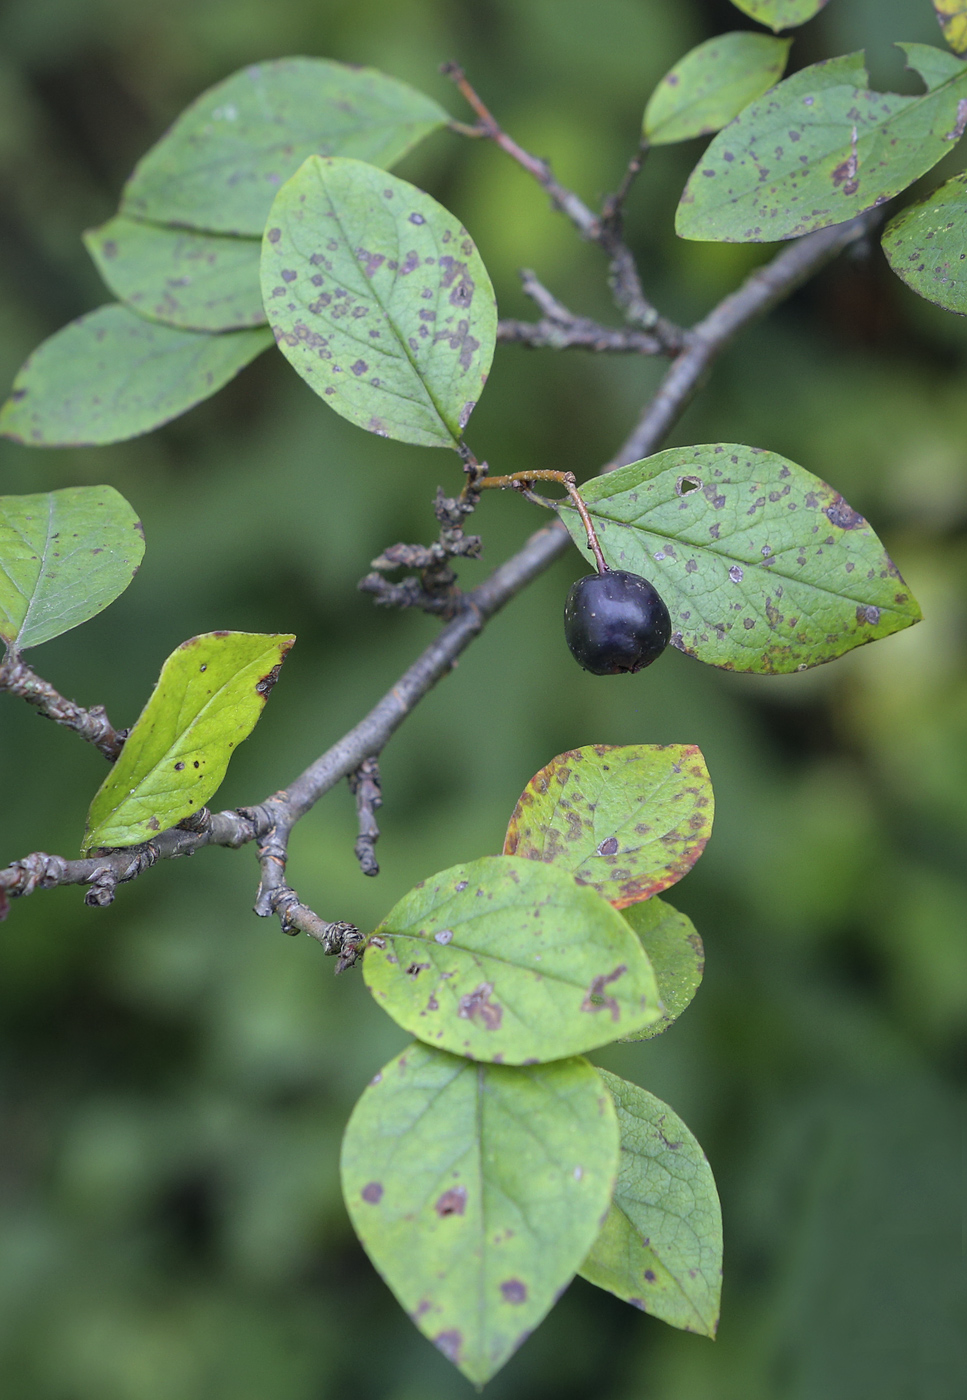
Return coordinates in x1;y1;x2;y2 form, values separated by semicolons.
363;855;662;1063
0;486;144;651
619;897;704;1041
728;0;828;29
934;1;967;55
121;58;450;236
676;52;967;242
503;744;713;908
84;217;264;332
559;445;922;673
580;1071;722;1336
261;156;495;449
644;33;790;145
0;306;272;447
882;172;967;315
83;631;294;851
896;42;966;92
342;1042;619;1385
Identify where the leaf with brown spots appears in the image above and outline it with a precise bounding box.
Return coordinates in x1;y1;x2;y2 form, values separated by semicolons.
0;486;144;651
580;1071;722;1337
84;217;265;332
0;306;272;448
363;855;662;1063
727;0;827;30
882;170;967;316
503;745;713;908
933;1;967;55
341;1042;619;1384
618;897;704;1041
83;631;294;851
559;445;922;672
261;157;496;449
676;51;967;243
121;58;449;236
644;32;790;146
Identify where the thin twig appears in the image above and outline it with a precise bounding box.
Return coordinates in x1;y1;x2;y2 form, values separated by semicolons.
518;269;574;322
0;652;127;762
497;318;663;353
479;471;608;573
441;63;598;235
349;757;382;876
601;138;651;232
0;212;878;927
443;63;685;352
498;268;665;354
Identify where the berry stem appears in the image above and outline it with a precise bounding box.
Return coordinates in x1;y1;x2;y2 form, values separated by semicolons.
477;470;609;574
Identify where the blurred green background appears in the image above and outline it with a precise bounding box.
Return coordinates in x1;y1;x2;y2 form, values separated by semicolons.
1;0;965;1395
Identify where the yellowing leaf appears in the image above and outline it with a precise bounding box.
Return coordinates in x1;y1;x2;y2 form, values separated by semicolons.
83;631;293;851
934;1;967;55
503;744;713;907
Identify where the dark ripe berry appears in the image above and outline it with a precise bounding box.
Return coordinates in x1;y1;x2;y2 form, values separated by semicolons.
564;569;672;675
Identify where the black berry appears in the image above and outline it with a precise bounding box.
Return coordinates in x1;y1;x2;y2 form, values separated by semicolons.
564;569;671;675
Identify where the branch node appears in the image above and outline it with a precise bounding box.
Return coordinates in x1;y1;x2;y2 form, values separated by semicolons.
348;756;382;876
177;806;212;835
84;867;119;908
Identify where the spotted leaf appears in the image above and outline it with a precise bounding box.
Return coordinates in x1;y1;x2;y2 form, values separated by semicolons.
580;1072;722;1337
882;171;967;316
619;897;704;1041
83;631;294;851
342;1042;619;1385
933;1;967;55
727;0;828;29
0;486;143;651
559;445;922;673
0;306;271;447
363;855;662;1063
85;217;264;332
261;156;496;449
676;52;967;242
644;32;790;146
503;745;713;908
121;58;449;236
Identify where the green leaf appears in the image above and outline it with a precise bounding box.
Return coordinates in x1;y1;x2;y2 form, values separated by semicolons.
896;42;966;91
676;52;967;243
83;631;294;851
580;1071;722;1336
363;855;662;1063
559;445;922;673
728;0;828;30
261;156;496;449
933;1;967;56
0;486;144;651
342;1042;619;1385
84;216;264;332
882;172;967;315
503;744;713;907
619;898;704;1042
121;58;450;237
644;33;791;146
0;306;272;448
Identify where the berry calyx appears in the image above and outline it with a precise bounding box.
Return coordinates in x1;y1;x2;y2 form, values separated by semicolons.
564;569;672;674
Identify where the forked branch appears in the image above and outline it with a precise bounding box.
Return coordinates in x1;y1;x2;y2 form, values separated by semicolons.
0;212;877;946
443;63;685;352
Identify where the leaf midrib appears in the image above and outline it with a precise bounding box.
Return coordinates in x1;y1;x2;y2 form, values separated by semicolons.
567;497;914;617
